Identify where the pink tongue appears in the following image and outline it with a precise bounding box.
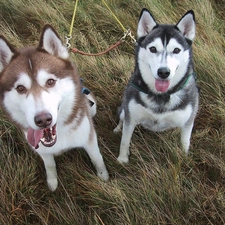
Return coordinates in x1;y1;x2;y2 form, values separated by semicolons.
155;80;170;93
27;128;43;149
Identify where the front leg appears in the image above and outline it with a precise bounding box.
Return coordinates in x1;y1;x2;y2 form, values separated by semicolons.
39;153;58;191
84;131;109;181
113;119;123;133
117;120;136;163
181;122;194;154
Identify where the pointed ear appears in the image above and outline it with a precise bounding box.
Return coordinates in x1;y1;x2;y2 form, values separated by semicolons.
0;36;16;73
137;8;157;38
176;10;196;41
38;25;69;59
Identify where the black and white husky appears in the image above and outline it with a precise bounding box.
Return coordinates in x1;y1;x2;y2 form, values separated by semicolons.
114;9;199;163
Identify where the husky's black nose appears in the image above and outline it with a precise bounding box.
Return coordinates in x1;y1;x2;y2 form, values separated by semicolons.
35;112;52;128
157;67;170;79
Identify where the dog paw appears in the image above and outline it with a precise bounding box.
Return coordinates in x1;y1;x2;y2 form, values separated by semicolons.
47;178;58;191
113;121;122;133
97;170;109;182
117;156;129;164
113;126;121;133
184;149;190;155
182;143;190;155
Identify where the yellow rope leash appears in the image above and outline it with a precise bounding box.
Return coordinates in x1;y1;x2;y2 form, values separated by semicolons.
69;0;79;37
101;0;136;44
66;0;136;53
65;0;78;48
101;0;126;32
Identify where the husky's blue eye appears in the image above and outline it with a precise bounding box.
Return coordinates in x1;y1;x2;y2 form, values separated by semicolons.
173;48;181;54
46;79;56;87
149;47;157;53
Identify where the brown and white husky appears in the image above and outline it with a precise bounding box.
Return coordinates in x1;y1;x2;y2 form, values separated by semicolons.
0;25;109;191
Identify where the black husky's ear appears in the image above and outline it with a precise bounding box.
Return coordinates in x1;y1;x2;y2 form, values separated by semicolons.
137;8;157;38
176;10;195;41
38;25;69;59
0;36;16;73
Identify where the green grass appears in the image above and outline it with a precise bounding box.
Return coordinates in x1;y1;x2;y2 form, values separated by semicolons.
0;0;225;224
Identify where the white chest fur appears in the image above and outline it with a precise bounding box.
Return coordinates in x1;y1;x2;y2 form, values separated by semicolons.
128;96;192;132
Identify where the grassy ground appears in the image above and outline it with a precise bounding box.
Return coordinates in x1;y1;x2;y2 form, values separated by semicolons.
0;0;225;224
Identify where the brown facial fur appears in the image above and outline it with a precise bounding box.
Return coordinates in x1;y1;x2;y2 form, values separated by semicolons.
0;44;89;128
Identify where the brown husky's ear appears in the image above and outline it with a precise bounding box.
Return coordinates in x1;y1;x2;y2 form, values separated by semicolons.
38;24;69;59
0;36;16;73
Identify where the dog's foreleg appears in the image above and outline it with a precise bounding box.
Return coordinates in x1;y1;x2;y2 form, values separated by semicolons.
117;120;136;163
181;122;194;154
84;132;109;181
39;153;58;191
114;109;124;133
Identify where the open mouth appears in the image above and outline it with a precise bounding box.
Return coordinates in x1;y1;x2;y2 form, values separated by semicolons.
27;124;57;149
